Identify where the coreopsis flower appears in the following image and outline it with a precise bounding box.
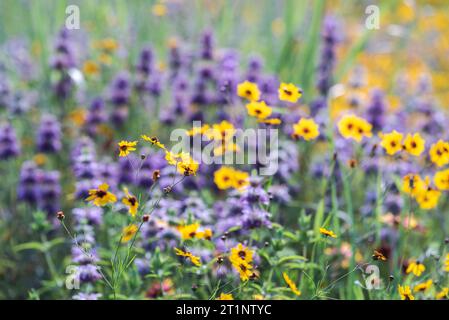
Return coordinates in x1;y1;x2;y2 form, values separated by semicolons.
434;169;449;190
122;187;139;217
416;187;441;210
292;118;320;141
429;140;449;167
82;60;100;76
246;101;272;119
403;133;425;157
141;135;166;149
121;224;139;243
320;227;337;238
372;250;387;261
232;170;249;190
214;166;235;190
413;279;432;293
86;183;117;207
174;247;201;267
237;80;261;101
406;260;426;277
185;124;210;136
444;253;449;272
337;114;372;142
118;140;138;157
379;130;403;155
206;120;236;141
177;223;200;240
436;288;449;300
278;82;302;103
231;259;253;281
230;243;253;264
217;293;233;300
402;174;425;197
165;151;199;176
95;38;119;53
283;272;301;296
398;285;415;300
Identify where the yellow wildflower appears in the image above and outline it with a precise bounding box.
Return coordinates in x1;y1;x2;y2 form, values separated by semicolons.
337;114;372;142
434;169;449;190
398;284;415;300
283;272;301;296
403;133;425;157
319;227;337;238
121;224;138;243
122;187;139;217
436;288;448;300
406;260;426;277
246;101;272;119
174;247;201;267
86;183;117;207
141;135;166;149
278;82;302;103
82;60;100;76
217;293;233;300
237;81;261;101
379;130;403;155
413;279;432;293
429;140;449;167
230;243;253;264
292;118;320;141
118;140;138;157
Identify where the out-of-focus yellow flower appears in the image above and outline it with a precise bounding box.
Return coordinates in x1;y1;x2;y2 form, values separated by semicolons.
402;174;425;197
278;82;302;103
217;293;233;300
258;118;282;125
398;284;415;300
237;81;261;101
413;279;432;293
403;133;425;157
177;223;200;240
165;151;199;176
141;135;166;149
83;60;100;76
444;253;449;272
152;3;167;17
122;187;139;217
406;260;426;277
95;38;119;53
271;18;285;37
214;166;249;191
416;187;441;210
319;227;337;238
434;169;449;190
118;140;138;157
292;118;320;141
246;101;272;119
33;153;47;166
436;287;449;300
86;183;117;207
379;130;403;155
429;140;449;167
121;224;138;243
174;248;201;267
283;272;301;296
337;114;372;142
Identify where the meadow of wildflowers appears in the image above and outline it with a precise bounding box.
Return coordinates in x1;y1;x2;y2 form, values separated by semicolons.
1;0;449;302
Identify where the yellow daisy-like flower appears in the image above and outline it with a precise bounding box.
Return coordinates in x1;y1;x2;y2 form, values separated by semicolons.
122;187;139;217
402;174;425;197
174;247;201;267
379;130;403;155
398;284;415;300
278;82;302;103
152;3;167;17
96;37;118;53
403;133;425;157
436;288;449;300
186;124;210;136
429;140;449;167
434;169;449;191
237;81;261;101
230;243;254;264
165;151;199;176
413;279;432;293
282;272;301;296
121;224;139;243
337;114;372;142
406;260;426;277
177;223;201;240
319;227;337;238
216;293;233;300
292;118;320;141
118;140;138;157
416;187;441;210
82;60;100;76
246;101;272;119
232;170;249;190
196;228;213;240
141;135;166;149
86;183;117;207
206;120;236;141
214;166;235;190
231;259;253;281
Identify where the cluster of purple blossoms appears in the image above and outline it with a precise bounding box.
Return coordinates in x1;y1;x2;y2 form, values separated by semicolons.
71;137;100;199
50;28;78;99
0;123;20;160
17;161;61;216
108;71;131;126
84;97;107;137
36;115;62;153
71;207;103;300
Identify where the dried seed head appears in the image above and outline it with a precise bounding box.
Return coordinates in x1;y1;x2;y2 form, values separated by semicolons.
163;186;172;194
217;256;224;264
57;211;65;221
140;154;146;160
142;214;150;222
152;169;161;181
